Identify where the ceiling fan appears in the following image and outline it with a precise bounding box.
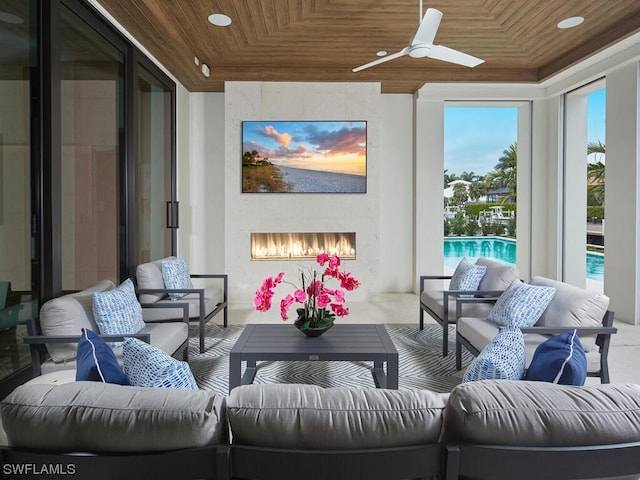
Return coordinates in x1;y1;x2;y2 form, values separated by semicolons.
352;3;484;73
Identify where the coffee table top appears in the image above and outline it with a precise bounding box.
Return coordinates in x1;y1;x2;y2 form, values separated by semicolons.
231;323;397;358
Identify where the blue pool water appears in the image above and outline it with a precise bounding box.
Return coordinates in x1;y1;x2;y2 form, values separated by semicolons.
444;237;604;282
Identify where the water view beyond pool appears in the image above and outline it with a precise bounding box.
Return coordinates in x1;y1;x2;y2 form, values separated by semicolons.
444;237;604;282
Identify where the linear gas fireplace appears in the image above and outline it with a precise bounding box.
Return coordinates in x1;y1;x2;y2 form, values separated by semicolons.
251;232;356;261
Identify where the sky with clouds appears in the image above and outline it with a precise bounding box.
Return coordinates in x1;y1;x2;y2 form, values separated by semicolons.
242;121;367;176
444;88;606;176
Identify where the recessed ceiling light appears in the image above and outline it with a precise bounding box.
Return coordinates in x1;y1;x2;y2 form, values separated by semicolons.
376;51;388;57
557;16;584;29
208;13;232;27
0;11;24;24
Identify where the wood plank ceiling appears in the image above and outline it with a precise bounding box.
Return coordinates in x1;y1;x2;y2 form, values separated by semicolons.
95;0;640;93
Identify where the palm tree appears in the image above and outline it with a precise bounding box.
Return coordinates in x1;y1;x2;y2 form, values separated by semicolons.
468;181;487;202
444;170;459;188
587;141;605;205
489;142;517;202
460;171;478;182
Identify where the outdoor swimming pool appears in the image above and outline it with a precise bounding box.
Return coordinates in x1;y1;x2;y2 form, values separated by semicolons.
444;237;604;282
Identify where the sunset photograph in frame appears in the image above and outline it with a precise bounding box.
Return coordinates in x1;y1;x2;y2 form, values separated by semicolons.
242;121;366;193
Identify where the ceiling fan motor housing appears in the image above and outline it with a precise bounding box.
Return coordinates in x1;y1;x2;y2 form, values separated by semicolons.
409;44;432;58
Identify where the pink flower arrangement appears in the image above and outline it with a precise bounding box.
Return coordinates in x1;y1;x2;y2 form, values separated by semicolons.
254;254;360;330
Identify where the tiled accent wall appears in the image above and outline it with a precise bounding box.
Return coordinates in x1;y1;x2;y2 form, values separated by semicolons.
224;82;382;303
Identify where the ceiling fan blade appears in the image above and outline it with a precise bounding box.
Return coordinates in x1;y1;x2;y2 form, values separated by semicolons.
352;48;410;73
428;44;484;67
411;8;442;46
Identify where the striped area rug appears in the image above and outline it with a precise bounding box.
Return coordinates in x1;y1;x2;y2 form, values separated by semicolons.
188;323;473;395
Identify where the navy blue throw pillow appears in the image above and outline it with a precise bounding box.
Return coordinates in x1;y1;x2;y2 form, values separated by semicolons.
525;330;587;386
76;328;129;385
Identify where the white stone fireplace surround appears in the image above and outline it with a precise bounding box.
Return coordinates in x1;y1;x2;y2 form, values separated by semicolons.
224;82;382;303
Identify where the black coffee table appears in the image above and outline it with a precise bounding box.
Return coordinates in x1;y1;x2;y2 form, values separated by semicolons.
228;323;399;392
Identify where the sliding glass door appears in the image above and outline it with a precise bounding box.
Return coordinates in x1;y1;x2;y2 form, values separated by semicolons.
136;63;175;264
60;3;125;290
0;0;36;382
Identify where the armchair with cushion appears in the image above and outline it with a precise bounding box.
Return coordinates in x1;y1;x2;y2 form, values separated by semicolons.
25;279;189;377
136;256;228;354
420;257;520;356
455;276;617;383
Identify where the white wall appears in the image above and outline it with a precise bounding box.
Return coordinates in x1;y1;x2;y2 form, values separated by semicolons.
380;94;414;292
604;63;640;325
177;91;226;275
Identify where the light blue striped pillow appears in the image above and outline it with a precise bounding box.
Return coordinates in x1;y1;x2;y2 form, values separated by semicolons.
488;280;556;328
123;337;197;389
92;279;145;347
162;256;194;301
463;326;526;382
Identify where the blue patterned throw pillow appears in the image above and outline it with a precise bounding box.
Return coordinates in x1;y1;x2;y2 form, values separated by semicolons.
450;257;487;296
162;256;194;301
92;279;145;347
123;337;197;389
463;326;526;382
487;279;556;328
526;330;587;385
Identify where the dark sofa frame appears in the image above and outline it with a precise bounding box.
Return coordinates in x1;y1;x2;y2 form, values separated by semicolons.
137;273;228;353
454;298;617;383
0;445;228;480
3;441;640;480
24;302;190;377
445;441;640;480
419;274;503;356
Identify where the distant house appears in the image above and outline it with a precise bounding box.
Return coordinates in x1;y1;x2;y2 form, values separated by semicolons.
486;187;510;203
443;180;471;199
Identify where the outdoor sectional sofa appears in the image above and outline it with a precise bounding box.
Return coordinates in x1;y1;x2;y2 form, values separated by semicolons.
2;377;640;480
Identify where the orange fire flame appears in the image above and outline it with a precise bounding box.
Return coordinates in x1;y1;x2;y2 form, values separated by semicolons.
251;232;356;260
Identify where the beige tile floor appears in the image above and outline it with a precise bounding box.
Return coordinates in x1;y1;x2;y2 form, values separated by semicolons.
228;292;640;385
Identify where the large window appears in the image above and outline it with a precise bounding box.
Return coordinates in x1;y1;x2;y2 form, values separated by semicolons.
0;0;177;389
563;81;605;292
443;106;518;272
136;63;175;264
0;0;36;382
60;4;125;289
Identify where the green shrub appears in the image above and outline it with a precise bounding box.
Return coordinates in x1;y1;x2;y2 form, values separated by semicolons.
507;216;517;237
480;220;492;235
443;219;451;236
451;212;466;236
465;218;480;236
587;206;604;220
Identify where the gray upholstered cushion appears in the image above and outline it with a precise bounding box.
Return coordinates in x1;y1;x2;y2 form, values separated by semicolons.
136;257;176;304
475;258;520;291
227;384;448;449
420;290;493;323
530;276;609;351
39;322;187;375
443;380;640;447
0;382;227;452
40;280;115;362
456;317;602;373
142;287;223;322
